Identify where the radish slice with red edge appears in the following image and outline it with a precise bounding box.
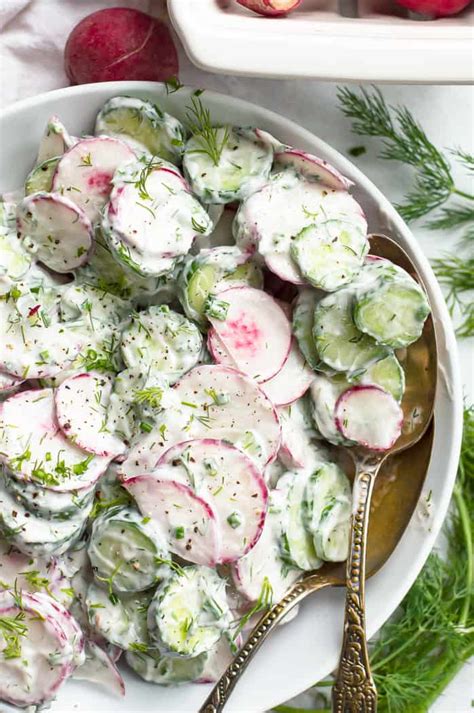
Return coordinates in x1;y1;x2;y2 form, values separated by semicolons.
274;149;354;191
123;476;221;567
0;388;111;491
335;385;403;451
158;439;268;563
208;286;291;382
52;137;135;223
56;373;126;458
17;192;93;273
237;0;302;16
261;338;314;407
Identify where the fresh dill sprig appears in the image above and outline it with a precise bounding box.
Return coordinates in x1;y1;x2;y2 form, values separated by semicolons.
337;86;474;223
432;255;474;337
287;406;474;713
0;612;28;660
134;386;164;409
233;576;273;639
185;94;230;167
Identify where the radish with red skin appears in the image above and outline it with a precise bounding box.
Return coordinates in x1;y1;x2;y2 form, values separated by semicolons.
208;286;292;382
335;385;403;451
52;137;135;223
17;192;93;273
394;0;471;14
56;373;126;458
237;0;302;16
274;149;354;191
261;338;314;407
64;8;178;85
158;439;268;563
0;388;111;492
124;477;221;567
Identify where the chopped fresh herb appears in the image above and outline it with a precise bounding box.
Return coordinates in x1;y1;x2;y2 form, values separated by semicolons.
165;76;184;95
140;421;153;433
234;576;273;638
174;526;185;539
185;95;230;167
348;145;367;157
204;294;229;321
134;386;164;409
227;512;241;529
0;612;28;660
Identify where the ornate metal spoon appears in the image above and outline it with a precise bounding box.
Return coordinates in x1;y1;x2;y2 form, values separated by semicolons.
198;234;437;713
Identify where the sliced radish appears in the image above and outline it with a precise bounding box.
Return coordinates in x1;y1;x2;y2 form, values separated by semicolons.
72;640;125;697
0;372;23;395
261;338;314;406
335;385;403;451
207;328;235;369
196;634;238;684
208;286;291;382
17;192;93;273
274;149;354;191
0;542;72;607
56;373;126;458
232;490;300;602
124;477;221;567
120;365;281;479
278;398;327;470
0;388;111;491
237;0;302;16
52;137;135;223
37;115;76;164
158;439;268;563
0;590;82;707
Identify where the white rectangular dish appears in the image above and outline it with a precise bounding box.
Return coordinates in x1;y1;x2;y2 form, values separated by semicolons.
168;0;474;83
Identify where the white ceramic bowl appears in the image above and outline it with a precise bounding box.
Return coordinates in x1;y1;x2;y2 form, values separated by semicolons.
0;82;463;713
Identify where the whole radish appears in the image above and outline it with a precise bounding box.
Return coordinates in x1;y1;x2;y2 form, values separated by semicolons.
237;0;302;16
394;0;471;14
64;8;178;85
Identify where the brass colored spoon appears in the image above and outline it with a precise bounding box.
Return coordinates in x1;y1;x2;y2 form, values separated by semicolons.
199;234;437;713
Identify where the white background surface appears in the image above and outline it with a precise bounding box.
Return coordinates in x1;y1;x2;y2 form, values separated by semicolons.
0;1;472;710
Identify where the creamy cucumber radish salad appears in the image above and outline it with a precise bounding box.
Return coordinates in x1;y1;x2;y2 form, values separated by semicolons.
0;93;430;707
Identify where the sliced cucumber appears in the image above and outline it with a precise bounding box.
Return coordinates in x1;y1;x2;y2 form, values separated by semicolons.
313;288;389;373
276;470;322;571
86;582;151;649
0;479;90;556
354;280;430;348
290;220;367;291
147;566;231;658
309;374;352;446
126;648;208;685
183;126;272;204
292;288;324;371
0;226;31;287
352;354;405;402
25;157;60;195
88;505;170;593
95;96;187;163
120;305;202;384
178;246;262;326
304;461;351;562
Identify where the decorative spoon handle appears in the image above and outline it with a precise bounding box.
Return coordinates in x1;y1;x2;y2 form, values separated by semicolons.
199;576;334;713
332;464;380;713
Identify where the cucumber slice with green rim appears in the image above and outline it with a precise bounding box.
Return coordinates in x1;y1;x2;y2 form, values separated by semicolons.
292;288;325;372
183;127;273;204
126;648;208;685
0;479;90;556
178;246;262;326
290;220;368;292
0;227;31;286
88;506;170;593
85;582;151;649
276;469;323;571
3;469;95;520
354;280;430;349
25;157;60;195
147;565;231;658
120;305;202;384
303;462;351;562
352;354;405;402
95;96;187;163
309;374;352;447
313;289;389;373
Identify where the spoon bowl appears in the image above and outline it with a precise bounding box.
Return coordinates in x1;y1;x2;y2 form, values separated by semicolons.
199;234;437;713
